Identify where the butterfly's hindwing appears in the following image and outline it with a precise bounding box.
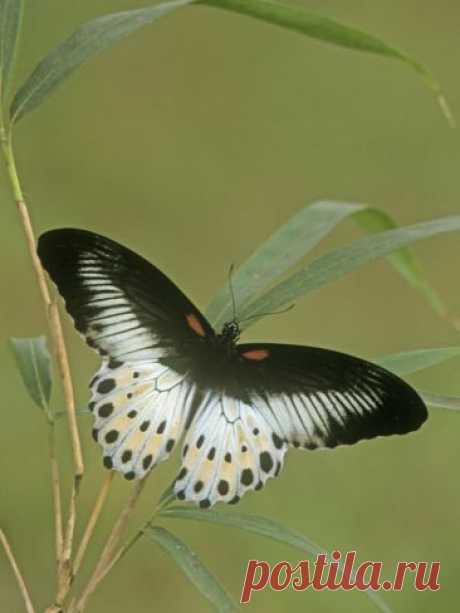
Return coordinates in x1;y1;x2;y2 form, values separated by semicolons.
174;394;288;507
90;359;197;479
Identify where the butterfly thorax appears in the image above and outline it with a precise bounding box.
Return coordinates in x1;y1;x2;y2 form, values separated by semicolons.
177;319;243;392
218;320;240;346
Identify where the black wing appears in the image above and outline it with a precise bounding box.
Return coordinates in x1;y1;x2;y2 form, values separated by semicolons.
38;229;214;481
236;343;428;448
173;343;428;508
37;228;215;361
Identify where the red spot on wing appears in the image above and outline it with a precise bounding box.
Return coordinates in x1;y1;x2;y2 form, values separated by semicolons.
242;349;270;361
186;313;206;337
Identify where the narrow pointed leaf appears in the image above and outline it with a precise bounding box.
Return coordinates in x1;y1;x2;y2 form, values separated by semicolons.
207;201;447;331
376;347;460;376
353;208;446;317
157;482;176;509
238;215;460;330
161;507;392;613
10;0;451;124
161;506;324;555
206;200;367;328
201;0;449;122
10;0;192;122
421;393;460;412
0;0;23;97
10;335;52;409
148;526;239;612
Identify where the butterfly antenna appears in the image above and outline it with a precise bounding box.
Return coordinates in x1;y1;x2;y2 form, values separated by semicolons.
228;263;238;321
240;303;295;324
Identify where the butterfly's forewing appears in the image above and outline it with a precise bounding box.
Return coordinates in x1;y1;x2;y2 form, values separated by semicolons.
38;228;212;478
38;229;214;361
237;343;428;446
174;343;427;507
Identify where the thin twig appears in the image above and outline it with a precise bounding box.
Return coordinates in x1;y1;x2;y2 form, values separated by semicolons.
47;421;64;569
49;303;84;477
73;472;115;576
102;492;173;577
44;262;84;609
97;524;146;583
0;529;36;613
55;477;79;605
62;477;80;563
73;512;155;607
2;126;85;479
16;198;52;305
75;479;147;612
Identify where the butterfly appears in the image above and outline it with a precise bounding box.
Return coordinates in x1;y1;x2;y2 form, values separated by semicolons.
37;228;428;508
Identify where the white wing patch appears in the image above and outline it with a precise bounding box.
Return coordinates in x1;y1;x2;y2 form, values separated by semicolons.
90;359;195;479
250;385;382;449
174;395;288;507
76;252;172;361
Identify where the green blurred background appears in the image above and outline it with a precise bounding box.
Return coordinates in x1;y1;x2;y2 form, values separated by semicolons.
1;1;460;611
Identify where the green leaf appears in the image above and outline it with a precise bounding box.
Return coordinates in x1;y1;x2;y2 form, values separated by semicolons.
157;482;176;509
420;393;460;412
200;0;451;123
238;215;460;331
207;201;366;329
353;208;446;317
161;507;392;613
376;347;460;376
161;506;324;555
10;0;192;122
0;0;23;98
207;201;447;332
148;526;239;612
54;405;91;419
9;0;452;125
10;335;52;410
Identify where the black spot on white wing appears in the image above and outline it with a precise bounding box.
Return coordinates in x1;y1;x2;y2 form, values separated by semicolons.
89;360;196;479
174;394;288;507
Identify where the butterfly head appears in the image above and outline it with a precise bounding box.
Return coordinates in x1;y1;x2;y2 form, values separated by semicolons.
220;320;240;344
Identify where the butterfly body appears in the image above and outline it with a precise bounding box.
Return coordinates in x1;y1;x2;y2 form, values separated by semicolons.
37;228;428;507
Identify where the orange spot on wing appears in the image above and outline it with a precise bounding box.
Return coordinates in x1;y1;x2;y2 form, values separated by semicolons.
186;313;206;337
242;349;270;361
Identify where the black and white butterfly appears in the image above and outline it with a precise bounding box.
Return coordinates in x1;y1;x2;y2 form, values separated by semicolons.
37;229;428;508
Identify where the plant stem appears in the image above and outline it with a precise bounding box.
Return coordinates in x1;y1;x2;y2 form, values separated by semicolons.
0;123;84;478
74;479;147;612
73;472;115;577
0;122;84;609
0;528;37;613
47;419;64;574
48;302;84;478
73;492;171;606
